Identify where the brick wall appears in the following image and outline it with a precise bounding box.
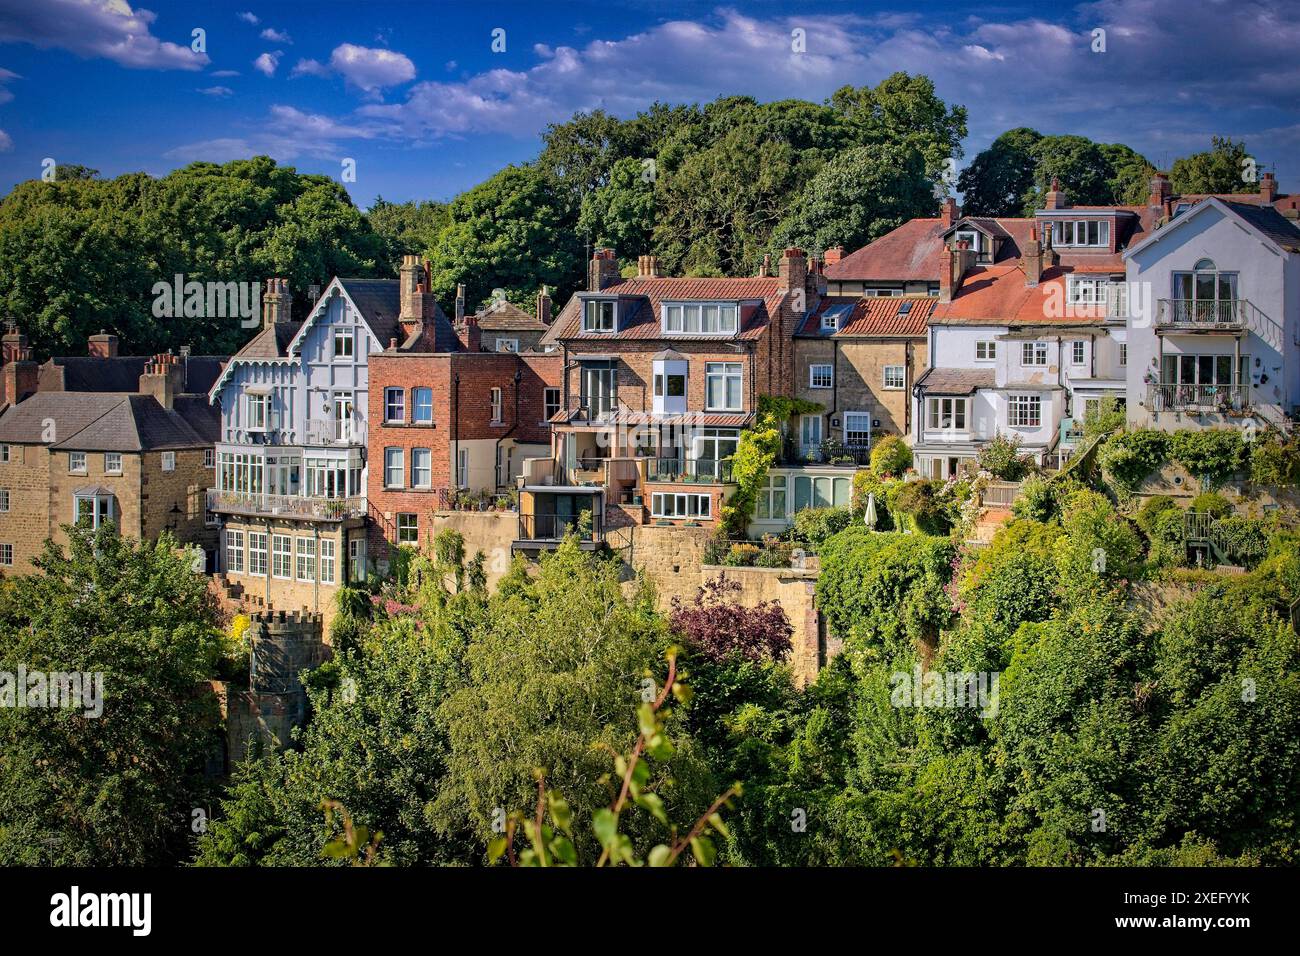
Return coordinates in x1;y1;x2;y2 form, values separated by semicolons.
794;337;928;438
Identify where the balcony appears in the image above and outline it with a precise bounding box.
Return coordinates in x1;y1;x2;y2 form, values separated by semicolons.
645;457;735;484
1155;299;1256;332
513;509;607;552
779;437;871;467
1146;383;1250;414
304;417;363;446
207;489;366;521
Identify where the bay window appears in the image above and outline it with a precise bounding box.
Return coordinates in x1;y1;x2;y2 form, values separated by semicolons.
927;397;968;431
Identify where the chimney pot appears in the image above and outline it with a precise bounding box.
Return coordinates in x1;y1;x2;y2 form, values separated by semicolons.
1260;171;1278;204
941;197;958;227
589;248;620;291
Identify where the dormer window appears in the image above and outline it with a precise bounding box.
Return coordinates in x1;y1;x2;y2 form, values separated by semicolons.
1051;220;1110;247
662;302;738;335
820;304;852;331
953;230;982;254
583;299;616;332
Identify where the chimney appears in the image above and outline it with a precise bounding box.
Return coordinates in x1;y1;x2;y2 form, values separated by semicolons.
778;248;808;297
399;255;438;344
454;283;466;324
455;310;481;353
1148;171;1172;208
759;253;772;277
88;330;119;359
636;255;661;279
940;239;977;303
139;352;183;410
536;285;552;325
1;327;37;404
809;256;828;297
1043;177;1069;210
262;277;292;328
308;283;321;304
1260;171;1278;204
1024;227;1043;287
941;197;958;228
824;246;844;266
588;248;620;291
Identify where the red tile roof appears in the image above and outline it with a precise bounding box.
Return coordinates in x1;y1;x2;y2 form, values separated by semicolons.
796;295;935;337
543;276;786;344
931;266;1109;326
825;217;1036;282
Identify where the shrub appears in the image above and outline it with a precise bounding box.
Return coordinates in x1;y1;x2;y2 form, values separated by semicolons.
1148;508;1188;569
1214;516;1272;567
887;479;950;535
1054;489;1144;591
852;471;897;530
869;435;912;477
1081;396;1126;439
1249;431;1300;487
1170;429;1245;486
1098;429;1170;488
1190;491;1232;518
959;519;1064;631
977;432;1032;481
723;543;760;567
754;534;792;568
670;577;792;662
1012;474;1055;523
702;527;730;565
792;507;853;548
1135;495;1179;536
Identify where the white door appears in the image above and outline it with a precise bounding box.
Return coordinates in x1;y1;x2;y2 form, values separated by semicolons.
334;393;354;442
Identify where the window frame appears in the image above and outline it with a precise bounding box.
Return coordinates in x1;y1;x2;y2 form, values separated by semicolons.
248;531;268;577
271;534;292;579
543;387;561;421
1007;392;1043;428
809;364;833;389
1071;341;1086;365
704;362;743;412
384;387;406;424
295;536;317;582
396;513;419;544
1021;341;1048;366
583;299;616;333
0;543;11;566
975;341;996;362
161;451;176;472
882;365;906;390
490;387;503;424
332;326;355;362
926;397;968;431
104;452;122;475
411;447;432;489
383;447;404;489
650;492;713;520
320;538;336;585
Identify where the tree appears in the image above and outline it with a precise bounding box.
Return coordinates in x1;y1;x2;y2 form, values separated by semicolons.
426;165;583;314
0;524;228;865
669;577;793;663
1169;137;1255;195
829;72;968;180
577;157;656;258
366;197;449;271
957;127;1042;217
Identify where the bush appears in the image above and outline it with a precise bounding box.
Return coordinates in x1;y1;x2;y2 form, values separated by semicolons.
1135;495;1179;536
754;535;793;568
792;507;853;548
1012;474;1055;523
1148;509;1187;569
1214;516;1272;567
670;578;793;662
960;519;1063;630
1249;431;1300;487
869;435;912;478
1082;396;1126;439
977;432;1032;481
702;527;730;565
1054;489;1144;591
723;543;761;567
1098;429;1170;488
852;471;897;530
887;479;950;535
1170;429;1245;486
1190;491;1232;518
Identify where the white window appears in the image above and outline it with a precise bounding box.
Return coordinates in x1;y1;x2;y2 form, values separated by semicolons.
705;362;742;411
73;493;113;528
663;302;738;335
1051;219;1110;248
384;447;404;489
844;412;872;447
651;492;712;519
204;448;215;469
495;338;519;353
104;452;122;475
247;393;270;430
0;489;9;512
543;387;560;421
162;451;176;472
225;530;245;574
975;341;996;361
1021;342;1048;366
0;445;8;463
1071;341;1086;365
413;387;434;424
821;311;839;331
272;534;292;579
1108;282;1129;318
349;538;366;582
490;387;503;423
333;327;354;361
320;538;336;585
883;365;905;390
248;532;267;576
809;364;833;389
1008;393;1042;428
754;474;787;521
927;397;968;431
0;543;11;566
411;447;431;488
583;299;616;332
69;452;86;474
1067;276;1106;305
864;288;903;297
295;537;316;582
953;230;981;254
457;449;468;488
384;387;405;423
1119;344;1128;367
397;513;418;544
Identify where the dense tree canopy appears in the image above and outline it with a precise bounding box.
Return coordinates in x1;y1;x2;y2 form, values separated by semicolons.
1169;136;1257;195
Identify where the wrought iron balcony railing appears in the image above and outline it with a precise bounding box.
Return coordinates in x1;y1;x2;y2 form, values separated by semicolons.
207;489;366;520
1146;383;1250;412
645;457;735;483
1156;299;1252;330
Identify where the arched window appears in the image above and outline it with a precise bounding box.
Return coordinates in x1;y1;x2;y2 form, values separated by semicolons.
1193;258;1217;272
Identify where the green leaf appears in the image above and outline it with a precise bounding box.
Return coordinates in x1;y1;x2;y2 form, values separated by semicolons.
321;840;350;859
645;733;674;761
708;813;730;839
547;793;572;834
637;702;657;739
671;682;693;706
487;836;509;863
592;808;618;849
633;791;668;825
689;835;716;867
551;836;578;866
647;844;672;867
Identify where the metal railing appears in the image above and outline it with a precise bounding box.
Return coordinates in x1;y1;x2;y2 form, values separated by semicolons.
1147;383;1249;412
645;457;735;483
1156;298;1252;329
304;417;363;446
516;512;605;542
207;488;366;520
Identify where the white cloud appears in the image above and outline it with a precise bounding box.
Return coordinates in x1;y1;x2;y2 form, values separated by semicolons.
237;12;259;25
0;67;19;105
261;27;292;44
166;104;389;163
328;43;415;94
198;85;233;97
290;58;330;79
0;0;208;71
211;69;240;77
253;51;281;77
0;128;12;152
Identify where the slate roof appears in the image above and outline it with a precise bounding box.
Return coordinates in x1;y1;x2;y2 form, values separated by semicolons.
40;355;227;394
1222;201;1300;252
477;300;547;332
0;392;212;451
914;367;996;395
234;321;304;359
797;296;936;337
542;276;786;345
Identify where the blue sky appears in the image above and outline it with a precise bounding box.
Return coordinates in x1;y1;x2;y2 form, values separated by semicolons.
1;0;1299;207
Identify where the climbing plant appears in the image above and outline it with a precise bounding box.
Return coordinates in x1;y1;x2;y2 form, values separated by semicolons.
722;395;822;535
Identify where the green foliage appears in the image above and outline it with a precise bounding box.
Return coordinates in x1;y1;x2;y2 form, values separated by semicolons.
1081;396;1127;439
959;519;1063;632
366;197;449;271
1169;137;1256;195
1019;135;1154;214
1249;430;1300;487
1098;429;1171;489
1213;516;1272;568
956;127;1043;217
1011;474;1055;523
723;395;821;534
976;433;1032;481
0;525;227;864
1053;490;1144;594
1190;491;1233;518
885;479;951;535
1134;494;1179;536
869;434;912;478
1147;508;1188;569
792;507;853;549
577;157;656;258
722;543;761;567
1170;429;1246;486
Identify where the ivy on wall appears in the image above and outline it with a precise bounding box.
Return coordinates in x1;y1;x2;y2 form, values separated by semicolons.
721;395;823;535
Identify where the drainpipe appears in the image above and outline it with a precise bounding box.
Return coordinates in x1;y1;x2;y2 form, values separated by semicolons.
313;526;320;613
452;371;461;489
494;366;524;490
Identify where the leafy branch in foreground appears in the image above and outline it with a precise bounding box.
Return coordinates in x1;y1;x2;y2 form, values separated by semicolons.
488;649;741;867
320;799;386;867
